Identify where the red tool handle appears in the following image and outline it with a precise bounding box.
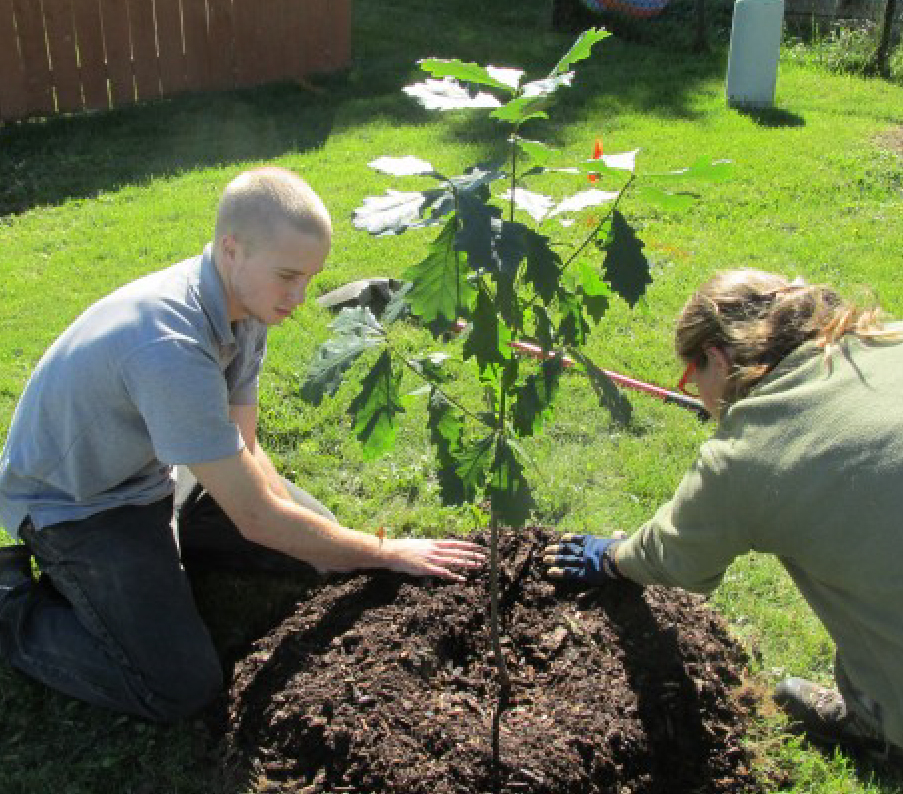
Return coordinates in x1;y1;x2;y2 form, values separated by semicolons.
452;321;709;420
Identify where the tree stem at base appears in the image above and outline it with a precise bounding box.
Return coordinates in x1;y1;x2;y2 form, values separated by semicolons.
489;515;511;785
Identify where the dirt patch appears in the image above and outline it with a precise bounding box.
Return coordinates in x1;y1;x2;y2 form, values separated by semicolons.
875;126;903;157
217;527;765;794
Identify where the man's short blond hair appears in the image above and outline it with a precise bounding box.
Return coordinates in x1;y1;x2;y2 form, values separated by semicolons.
214;167;331;253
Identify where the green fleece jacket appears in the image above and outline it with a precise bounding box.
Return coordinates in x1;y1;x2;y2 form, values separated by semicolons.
616;334;903;747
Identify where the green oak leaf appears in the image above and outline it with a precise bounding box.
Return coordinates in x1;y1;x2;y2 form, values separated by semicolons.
486;441;535;527
301;307;385;405
353;188;452;236
500;357;520;394
449;163;507;196
329;305;384;336
368;155;443;178
381;281;414;325
513;136;556;166
403;215;477;325
549;27;611;77
521;228;562;304
455;194;502;272
455;433;496;500
462;290;513;373
353;164;503;238
487;218;525;275
549;187;620;219
409;352;454;383
556;285;590;346
501;187;554;223
573;259;612;324
347;350;407;460
650;157;734;182
428;388;464;453
549;160;630;183
492;106;550;125
418;59;522;93
636;184;698;212
479;366;501;416
532;305;555;351
494;268;519;329
511;357;564;437
427;388;467;505
598;210;652;308
490;73;573;124
480;221;560;305
403;78;502;111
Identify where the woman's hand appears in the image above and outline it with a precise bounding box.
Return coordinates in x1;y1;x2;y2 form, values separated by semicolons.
541;531;628;585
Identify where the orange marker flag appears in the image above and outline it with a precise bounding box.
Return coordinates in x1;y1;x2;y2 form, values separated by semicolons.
589;136;603;182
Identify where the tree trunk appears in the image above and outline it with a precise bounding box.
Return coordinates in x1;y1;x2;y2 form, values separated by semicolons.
865;0;898;77
488;513;511;790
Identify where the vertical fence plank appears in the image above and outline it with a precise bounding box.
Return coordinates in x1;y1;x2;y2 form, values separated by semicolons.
44;0;84;112
0;0;31;119
256;0;284;85
2;0;351;120
231;0;260;87
127;0;161;100
255;0;276;85
300;0;328;75
279;0;306;81
71;0;108;110
206;0;234;89
11;0;55;115
181;0;209;91
326;0;350;71
154;0;187;93
100;0;135;105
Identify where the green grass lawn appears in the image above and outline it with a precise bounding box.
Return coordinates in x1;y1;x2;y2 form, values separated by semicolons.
1;1;903;791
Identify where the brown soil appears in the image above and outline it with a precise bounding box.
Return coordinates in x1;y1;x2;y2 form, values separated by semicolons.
216;527;764;794
875;125;903;157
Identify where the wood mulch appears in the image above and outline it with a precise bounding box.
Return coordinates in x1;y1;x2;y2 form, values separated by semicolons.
207;527;770;794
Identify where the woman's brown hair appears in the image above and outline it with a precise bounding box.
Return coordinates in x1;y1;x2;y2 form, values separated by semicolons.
675;269;889;406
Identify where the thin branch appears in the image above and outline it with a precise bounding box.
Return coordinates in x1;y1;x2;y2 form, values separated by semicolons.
559;172;636;274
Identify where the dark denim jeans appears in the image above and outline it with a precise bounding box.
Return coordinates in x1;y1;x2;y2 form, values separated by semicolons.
0;473;335;722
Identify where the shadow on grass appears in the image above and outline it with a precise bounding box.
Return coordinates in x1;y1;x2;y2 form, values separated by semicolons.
0;569;327;794
0;83;340;216
732;106;806;128
0;663;213;794
0;0;732;217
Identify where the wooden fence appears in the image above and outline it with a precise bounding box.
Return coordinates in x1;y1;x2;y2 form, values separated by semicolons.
0;0;351;122
784;0;902;31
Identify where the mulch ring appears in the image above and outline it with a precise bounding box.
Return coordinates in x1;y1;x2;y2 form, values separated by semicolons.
216;527;767;794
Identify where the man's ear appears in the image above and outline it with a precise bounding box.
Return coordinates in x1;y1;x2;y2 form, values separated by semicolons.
218;233;239;264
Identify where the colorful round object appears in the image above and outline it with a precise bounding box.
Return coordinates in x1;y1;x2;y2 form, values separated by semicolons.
579;0;670;19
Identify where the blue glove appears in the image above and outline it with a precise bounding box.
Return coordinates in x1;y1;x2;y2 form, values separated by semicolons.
542;533;625;586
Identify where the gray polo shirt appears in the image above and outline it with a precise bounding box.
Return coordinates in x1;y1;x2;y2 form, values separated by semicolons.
0;245;267;538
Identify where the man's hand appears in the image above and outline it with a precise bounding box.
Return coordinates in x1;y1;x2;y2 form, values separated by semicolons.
190;449;486;577
381;538;486;582
542;532;627;586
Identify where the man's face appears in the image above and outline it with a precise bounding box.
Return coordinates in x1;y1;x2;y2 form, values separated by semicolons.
222;222;329;325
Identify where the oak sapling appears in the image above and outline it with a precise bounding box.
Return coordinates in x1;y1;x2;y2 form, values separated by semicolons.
302;28;732;773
